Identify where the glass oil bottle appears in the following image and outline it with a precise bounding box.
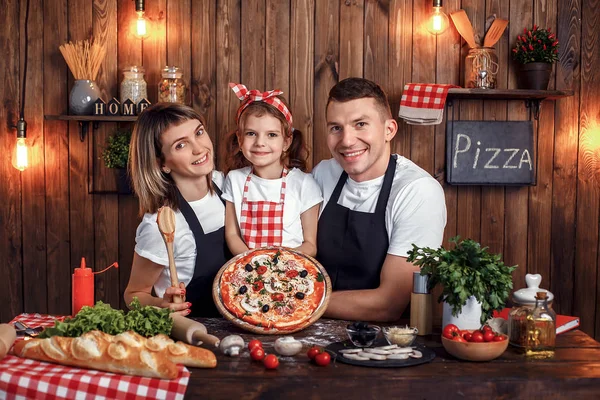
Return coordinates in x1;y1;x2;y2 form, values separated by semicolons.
525;291;556;358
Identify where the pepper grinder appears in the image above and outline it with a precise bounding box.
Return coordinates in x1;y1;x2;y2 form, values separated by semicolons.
410;271;432;336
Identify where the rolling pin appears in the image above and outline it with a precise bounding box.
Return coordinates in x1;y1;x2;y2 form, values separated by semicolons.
170;313;220;349
0;323;17;360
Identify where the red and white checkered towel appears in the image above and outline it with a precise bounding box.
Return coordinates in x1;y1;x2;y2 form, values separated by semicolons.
0;314;190;400
399;83;459;125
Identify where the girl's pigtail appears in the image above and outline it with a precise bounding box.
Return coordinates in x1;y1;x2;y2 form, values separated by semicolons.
285;128;309;172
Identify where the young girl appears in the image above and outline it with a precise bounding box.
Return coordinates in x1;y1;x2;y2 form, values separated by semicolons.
222;83;322;256
124;103;230;317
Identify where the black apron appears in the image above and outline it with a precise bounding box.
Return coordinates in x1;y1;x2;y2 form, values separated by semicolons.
177;183;231;317
316;155;396;290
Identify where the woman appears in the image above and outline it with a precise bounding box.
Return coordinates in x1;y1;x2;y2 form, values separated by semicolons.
123;103;230;317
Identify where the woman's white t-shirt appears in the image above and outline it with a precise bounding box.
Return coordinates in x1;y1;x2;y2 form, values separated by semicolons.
311;156;447;257
134;171;225;298
222;167;323;248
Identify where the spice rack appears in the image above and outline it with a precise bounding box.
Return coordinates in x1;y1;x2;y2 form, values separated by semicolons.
446;89;574;120
44;115;137;141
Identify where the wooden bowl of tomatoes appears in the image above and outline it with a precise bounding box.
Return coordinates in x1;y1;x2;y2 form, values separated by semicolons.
441;324;509;362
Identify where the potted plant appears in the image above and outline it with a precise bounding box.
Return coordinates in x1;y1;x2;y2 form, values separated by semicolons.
512;25;559;90
101;128;133;194
407;237;517;329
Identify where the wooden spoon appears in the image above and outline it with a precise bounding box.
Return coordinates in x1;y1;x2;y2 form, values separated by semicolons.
450;10;477;49
157;206;183;304
483;18;509;47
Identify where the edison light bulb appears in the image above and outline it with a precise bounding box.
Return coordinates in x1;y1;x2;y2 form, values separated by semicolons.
134;11;150;40
427;5;450;35
13;137;29;171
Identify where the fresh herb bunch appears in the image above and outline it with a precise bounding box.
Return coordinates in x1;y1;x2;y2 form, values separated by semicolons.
39;298;173;338
101;128;132;169
512;25;559;64
407;237;517;325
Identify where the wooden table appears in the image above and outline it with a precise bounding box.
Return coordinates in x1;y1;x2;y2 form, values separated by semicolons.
188;318;600;399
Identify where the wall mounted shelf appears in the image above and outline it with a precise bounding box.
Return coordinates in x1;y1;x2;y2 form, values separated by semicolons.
446;89;574;120
44;115;137;141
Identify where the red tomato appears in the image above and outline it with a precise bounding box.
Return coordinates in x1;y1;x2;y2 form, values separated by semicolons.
248;339;263;351
271;293;284;301
462;332;472;342
442;324;460;340
470;331;484;343
263;354;279;369
314;351;331;366
253;281;264;291
493;335;506;342
250;347;265;361
452;335;467;343
286;270;299;278
307;346;321;360
483;330;496;342
257;266;268;275
482;325;493;333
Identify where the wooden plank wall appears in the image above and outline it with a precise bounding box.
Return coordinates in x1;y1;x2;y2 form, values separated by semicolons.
1;0;599;339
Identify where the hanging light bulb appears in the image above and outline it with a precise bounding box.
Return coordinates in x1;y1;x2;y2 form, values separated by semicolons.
133;0;150;40
427;0;450;35
12;119;29;171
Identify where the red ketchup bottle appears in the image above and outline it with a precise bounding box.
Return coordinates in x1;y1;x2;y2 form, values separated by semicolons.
72;257;118;316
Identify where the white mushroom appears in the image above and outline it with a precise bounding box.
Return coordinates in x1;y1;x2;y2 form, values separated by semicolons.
219;335;245;357
274;337;303;356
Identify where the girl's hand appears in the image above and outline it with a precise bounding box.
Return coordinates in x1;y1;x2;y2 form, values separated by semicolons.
161;282;191;315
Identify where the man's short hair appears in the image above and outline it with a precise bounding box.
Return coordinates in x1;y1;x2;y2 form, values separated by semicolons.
327;78;393;120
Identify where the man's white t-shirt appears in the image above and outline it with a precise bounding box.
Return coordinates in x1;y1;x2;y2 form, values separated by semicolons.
134;171;225;298
222;167;323;248
312;156;446;257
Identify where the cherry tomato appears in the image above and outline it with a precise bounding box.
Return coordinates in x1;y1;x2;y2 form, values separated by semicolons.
250;347;265;361
483;330;496;342
470;331;484;343
286;270;299;278
442;324;460;340
248;339;263;351
257;266;268;275
307;346;321;360
493;335;506;342
462;332;472;342
263;354;279;369
253;281;264;291
452;335;467;343
482;325;493;333
271;293;284;301
314;351;331;366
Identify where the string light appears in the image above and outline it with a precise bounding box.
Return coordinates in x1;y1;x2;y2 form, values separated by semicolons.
427;0;450;35
133;0;150;40
12;0;30;171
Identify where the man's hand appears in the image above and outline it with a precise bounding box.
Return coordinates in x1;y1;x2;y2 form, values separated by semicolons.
324;254;418;321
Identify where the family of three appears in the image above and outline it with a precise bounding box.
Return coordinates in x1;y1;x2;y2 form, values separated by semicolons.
123;77;447;322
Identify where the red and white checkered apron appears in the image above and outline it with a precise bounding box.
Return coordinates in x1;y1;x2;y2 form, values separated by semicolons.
240;168;288;248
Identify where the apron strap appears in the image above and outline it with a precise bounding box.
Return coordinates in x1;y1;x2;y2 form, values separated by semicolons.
176;179;225;235
375;155;397;215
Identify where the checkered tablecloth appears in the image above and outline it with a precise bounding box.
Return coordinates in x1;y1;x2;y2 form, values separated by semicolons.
0;314;190;400
399;83;459;125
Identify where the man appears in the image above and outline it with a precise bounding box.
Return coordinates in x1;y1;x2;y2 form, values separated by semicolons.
312;78;446;321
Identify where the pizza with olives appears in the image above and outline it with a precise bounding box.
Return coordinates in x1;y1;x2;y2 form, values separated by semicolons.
214;247;330;333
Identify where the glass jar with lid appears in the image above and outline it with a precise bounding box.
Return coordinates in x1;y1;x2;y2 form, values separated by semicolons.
120;66;147;105
158;66;186;104
508;273;554;348
525;291;556;358
464;47;499;89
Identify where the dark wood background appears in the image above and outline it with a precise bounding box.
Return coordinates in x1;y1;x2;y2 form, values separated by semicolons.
1;0;599;340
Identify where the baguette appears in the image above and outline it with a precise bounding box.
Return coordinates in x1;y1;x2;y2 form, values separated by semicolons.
12;330;217;380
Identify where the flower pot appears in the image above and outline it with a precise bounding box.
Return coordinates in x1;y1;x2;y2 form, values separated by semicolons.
442;296;482;330
69;80;101;115
517;62;552;90
116;168;133;195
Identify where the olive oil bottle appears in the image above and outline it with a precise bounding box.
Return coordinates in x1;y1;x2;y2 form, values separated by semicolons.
525;291;556;358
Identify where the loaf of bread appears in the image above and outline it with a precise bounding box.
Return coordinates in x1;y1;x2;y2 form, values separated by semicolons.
12;330;217;380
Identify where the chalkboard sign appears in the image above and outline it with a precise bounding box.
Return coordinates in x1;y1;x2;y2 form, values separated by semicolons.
446;120;535;185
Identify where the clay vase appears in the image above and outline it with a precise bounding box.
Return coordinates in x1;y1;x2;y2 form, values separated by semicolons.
518;62;552;90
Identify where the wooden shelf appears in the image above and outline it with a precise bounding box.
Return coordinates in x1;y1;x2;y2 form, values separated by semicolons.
447;88;574;101
44;115;137;141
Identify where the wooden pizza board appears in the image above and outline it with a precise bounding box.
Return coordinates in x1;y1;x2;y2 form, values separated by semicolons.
212;247;332;334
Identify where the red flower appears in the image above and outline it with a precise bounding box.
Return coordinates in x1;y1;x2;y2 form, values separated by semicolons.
528;30;532;37
517;35;522;41
512;48;517;53
523;27;528;34
549;33;555;39
533;36;537;41
552;40;559;46
529;44;534;51
543;44;547;50
554;49;558;53
522;45;527;52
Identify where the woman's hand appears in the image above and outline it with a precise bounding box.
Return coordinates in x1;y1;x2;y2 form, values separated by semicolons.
161;282;191;316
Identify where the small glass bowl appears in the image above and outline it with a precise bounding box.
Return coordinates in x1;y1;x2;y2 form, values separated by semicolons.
383;326;418;347
346;325;381;347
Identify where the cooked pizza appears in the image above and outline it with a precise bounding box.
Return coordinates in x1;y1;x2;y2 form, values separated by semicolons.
215;248;329;333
